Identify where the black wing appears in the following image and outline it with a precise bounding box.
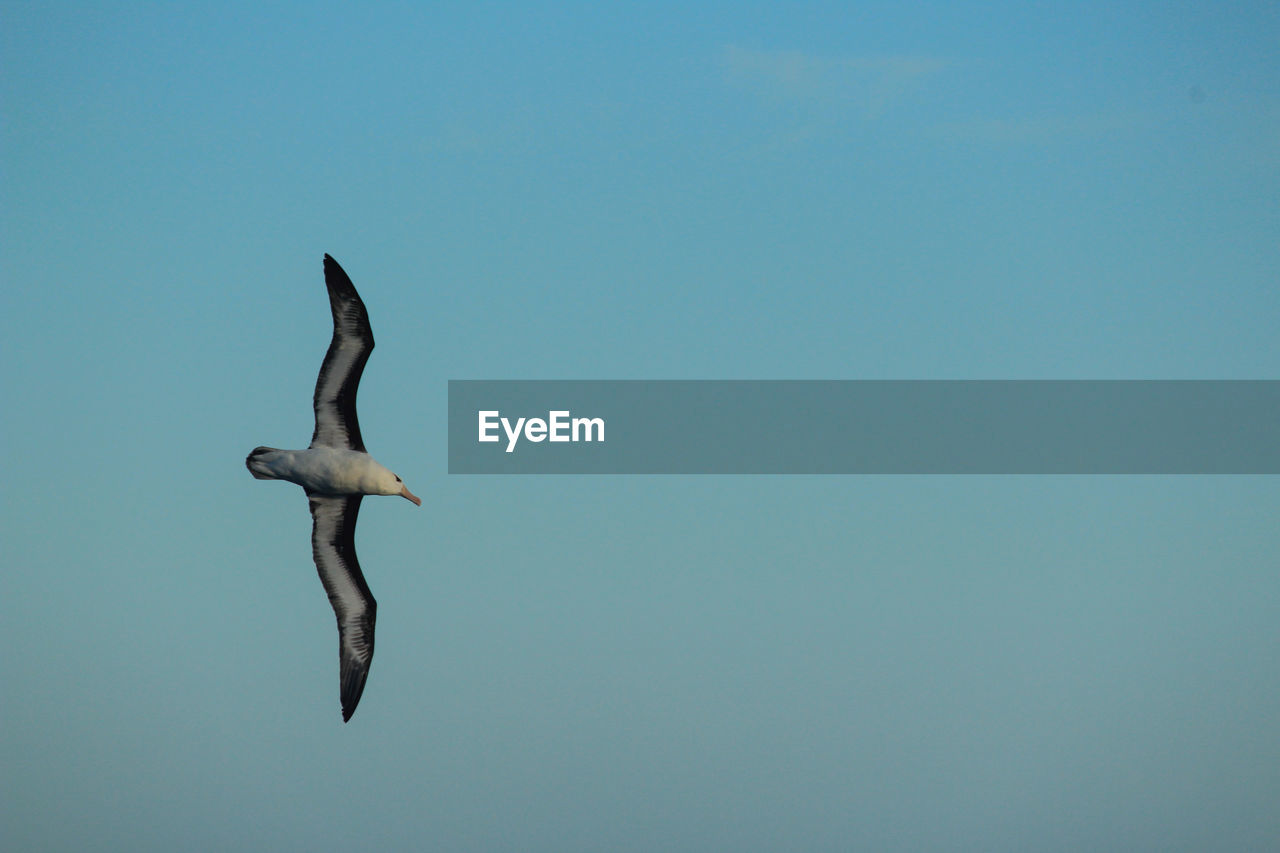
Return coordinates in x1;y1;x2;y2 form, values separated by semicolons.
311;254;374;452
308;493;376;722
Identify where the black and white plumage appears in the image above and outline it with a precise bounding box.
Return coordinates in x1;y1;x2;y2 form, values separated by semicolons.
246;254;420;722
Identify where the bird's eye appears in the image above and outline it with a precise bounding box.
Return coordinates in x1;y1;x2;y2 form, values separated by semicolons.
394;475;402;482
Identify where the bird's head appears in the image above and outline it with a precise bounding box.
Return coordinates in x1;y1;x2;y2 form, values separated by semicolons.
391;472;421;506
371;466;421;505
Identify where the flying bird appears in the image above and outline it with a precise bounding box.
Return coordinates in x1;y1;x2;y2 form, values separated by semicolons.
246;254;420;721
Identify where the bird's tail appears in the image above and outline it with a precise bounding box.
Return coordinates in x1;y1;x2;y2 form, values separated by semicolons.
245;446;283;480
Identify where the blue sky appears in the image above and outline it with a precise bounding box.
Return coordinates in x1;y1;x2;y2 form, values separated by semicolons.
2;2;1278;850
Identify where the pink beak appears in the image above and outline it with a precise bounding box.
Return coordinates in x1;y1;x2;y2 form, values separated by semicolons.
400;485;422;506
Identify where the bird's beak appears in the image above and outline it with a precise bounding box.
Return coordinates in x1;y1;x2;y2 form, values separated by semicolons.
400;485;422;506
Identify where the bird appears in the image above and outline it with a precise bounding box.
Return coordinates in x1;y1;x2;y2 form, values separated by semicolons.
246;254;420;722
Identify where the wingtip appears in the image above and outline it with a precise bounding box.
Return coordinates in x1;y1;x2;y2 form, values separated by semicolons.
339;654;372;722
341;689;365;722
341;688;360;721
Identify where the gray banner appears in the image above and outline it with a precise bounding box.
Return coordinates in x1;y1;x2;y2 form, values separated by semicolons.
447;381;1280;474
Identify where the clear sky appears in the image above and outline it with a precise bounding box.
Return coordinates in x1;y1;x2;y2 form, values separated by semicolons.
2;2;1278;851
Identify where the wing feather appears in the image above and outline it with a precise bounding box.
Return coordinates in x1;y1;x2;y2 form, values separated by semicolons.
308;493;376;722
311;255;374;451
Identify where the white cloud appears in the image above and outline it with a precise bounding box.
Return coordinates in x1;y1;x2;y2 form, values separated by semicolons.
721;45;948;119
933;112;1150;145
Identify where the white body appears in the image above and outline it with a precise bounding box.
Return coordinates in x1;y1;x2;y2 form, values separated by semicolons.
247;446;407;498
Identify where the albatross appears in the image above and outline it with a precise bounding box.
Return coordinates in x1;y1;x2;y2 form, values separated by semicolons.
246;254;420;722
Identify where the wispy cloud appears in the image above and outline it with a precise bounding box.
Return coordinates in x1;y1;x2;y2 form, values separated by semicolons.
934;112;1150;145
721;45;948;120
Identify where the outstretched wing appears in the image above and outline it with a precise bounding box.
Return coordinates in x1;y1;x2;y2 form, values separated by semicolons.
311;254;374;452
308;493;376;722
